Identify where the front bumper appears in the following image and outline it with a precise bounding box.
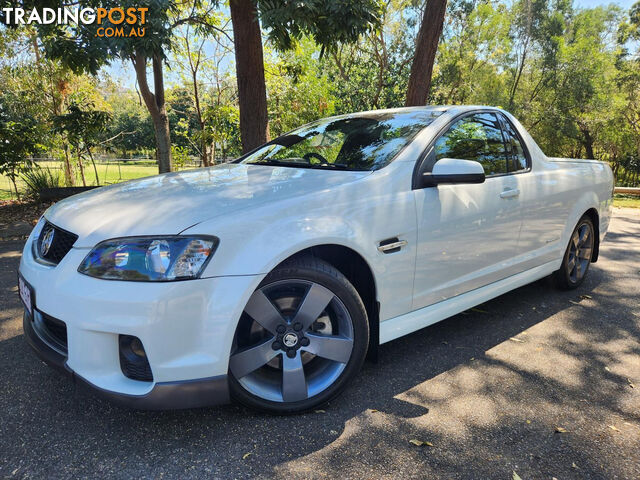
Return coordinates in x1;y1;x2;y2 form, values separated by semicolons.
24;310;230;409
19;228;264;409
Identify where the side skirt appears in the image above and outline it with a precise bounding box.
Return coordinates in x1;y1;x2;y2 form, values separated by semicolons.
379;260;559;344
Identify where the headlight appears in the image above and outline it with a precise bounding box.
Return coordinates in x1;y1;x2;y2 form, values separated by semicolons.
30;216;46;260
78;236;218;281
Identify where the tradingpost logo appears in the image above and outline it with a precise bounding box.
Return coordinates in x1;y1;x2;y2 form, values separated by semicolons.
1;7;148;37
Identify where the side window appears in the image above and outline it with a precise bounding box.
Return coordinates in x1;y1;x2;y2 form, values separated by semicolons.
434;113;507;176
500;116;529;172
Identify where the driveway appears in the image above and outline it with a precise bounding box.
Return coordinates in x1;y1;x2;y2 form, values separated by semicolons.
1;208;638;479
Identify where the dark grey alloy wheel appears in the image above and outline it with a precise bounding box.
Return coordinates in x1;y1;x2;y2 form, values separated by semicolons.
228;257;369;413
555;215;595;289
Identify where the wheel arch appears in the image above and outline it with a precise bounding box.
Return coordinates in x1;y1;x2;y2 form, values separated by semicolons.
583;207;600;262
561;191;601;265
276;244;380;362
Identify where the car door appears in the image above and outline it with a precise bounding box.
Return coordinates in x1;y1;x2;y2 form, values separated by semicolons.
411;112;524;310
497;112;567;268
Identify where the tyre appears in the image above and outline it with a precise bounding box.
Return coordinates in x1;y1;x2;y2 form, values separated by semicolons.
228;256;369;414
554;215;595;290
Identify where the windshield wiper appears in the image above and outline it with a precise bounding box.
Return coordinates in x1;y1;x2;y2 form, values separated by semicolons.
250;159;352;171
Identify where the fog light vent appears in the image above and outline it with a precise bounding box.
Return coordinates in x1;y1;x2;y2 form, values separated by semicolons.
119;335;153;382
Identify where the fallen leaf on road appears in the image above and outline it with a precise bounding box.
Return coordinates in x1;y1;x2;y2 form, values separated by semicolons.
409;439;434;447
370;409;378;413
314;409;326;414
572;462;579;469
608;425;620;432
242;453;252;460
604;367;611;372
512;471;522;480
526;420;531;424
555;427;568;433
627;379;635;388
510;337;525;343
580;294;592;299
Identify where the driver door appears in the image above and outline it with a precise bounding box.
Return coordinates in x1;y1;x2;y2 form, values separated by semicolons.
412;112;523;310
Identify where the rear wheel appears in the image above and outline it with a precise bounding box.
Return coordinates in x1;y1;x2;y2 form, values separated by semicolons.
554;215;595;290
228;256;369;414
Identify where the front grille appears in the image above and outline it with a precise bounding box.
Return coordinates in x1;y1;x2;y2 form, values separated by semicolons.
37;221;78;265
33;311;68;355
120;357;153;382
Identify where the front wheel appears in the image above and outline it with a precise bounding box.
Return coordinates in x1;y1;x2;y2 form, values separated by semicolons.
228;256;369;414
554;215;595;290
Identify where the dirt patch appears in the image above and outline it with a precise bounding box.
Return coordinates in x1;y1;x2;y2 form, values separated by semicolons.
0;200;53;228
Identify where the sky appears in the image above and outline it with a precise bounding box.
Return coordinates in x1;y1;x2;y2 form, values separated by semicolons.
106;0;638;90
575;0;635;7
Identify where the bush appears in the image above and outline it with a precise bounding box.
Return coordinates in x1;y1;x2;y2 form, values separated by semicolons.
21;167;62;201
171;145;190;170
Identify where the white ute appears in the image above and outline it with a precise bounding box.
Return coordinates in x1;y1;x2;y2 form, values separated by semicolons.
19;106;613;413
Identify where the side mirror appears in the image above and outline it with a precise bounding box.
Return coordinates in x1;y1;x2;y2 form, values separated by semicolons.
421;158;485;187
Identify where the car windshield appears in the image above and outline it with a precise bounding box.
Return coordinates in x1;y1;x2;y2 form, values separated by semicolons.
240;110;443;171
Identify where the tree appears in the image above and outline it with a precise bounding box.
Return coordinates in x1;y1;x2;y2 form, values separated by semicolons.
53;103;111;186
203;104;241;162
173;12;231;166
34;0;222;173
230;0;381;152
405;0;448;106
230;0;270;153
326;1;419;113
0;110;40;198
265;38;335;136
431;0;511;105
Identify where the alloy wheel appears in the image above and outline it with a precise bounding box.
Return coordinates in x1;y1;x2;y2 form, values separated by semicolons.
567;221;594;283
230;280;355;403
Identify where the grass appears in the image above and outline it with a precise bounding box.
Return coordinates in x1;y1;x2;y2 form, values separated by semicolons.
613;194;640;208
0;161;183;201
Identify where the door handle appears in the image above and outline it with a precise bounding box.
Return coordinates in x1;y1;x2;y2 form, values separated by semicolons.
500;188;520;199
377;238;407;253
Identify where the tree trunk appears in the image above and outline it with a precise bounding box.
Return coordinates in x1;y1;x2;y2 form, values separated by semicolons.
76;151;87;187
9;175;20;200
230;0;270;152
581;128;595;159
131;51;173;173
62;145;74;186
405;0;448;106
86;147;100;186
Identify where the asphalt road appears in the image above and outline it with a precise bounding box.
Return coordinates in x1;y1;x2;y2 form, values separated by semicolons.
1;209;639;480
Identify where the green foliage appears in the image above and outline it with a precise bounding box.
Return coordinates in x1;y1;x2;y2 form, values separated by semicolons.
259;0;382;52
265;38;336;136
171;145;190;169
35;0;177;74
53;103;112;150
202;104;241;161
21;166;62;201
0;107;42;196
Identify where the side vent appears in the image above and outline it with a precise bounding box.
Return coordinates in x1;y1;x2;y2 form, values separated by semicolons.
377;237;407;254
